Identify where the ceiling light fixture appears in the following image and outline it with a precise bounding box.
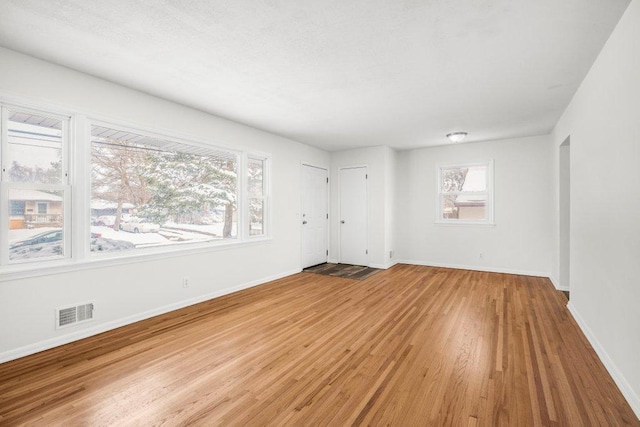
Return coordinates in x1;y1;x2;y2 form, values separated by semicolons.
446;132;467;143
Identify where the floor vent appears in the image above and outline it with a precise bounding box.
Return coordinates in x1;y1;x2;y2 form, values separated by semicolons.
56;302;94;329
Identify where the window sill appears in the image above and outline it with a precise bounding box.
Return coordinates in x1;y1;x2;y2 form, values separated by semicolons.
0;236;272;283
435;221;496;227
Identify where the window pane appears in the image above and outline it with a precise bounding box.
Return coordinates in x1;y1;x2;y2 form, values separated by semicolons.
441;167;468;193
441;165;487;193
441;194;487;220
8;189;65;261
248;158;264;198
90;125;238;253
10;200;25;216
7;111;63;184
249;198;264;236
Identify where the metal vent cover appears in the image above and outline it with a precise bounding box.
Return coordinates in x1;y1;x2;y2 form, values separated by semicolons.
56;302;94;329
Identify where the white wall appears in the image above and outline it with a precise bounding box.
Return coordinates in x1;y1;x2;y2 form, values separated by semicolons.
329;146;396;268
384;148;397;266
552;0;640;417
396;135;554;276
558;139;571;291
0;47;329;361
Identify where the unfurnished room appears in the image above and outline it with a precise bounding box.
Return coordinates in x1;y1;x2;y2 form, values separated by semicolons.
0;0;639;425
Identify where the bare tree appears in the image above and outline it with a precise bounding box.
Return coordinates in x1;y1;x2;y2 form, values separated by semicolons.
91;140;152;230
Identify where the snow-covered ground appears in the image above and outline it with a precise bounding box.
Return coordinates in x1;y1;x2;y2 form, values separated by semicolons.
8;221;239;260
162;221;236;237
92;226;167;246
94;222;237;249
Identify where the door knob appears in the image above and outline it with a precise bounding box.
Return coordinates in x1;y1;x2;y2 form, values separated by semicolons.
302;220;308;224
340;220;345;224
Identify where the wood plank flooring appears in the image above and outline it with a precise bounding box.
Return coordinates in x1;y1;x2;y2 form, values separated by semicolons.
0;264;638;426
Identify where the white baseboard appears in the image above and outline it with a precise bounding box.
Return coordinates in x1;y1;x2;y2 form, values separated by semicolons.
568;302;640;420
370;260;399;270
0;268;301;364
328;258;339;264
397;259;550;279
548;275;569;291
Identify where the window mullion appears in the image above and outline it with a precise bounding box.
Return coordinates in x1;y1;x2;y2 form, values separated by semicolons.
238;152;247;240
0;183;9;265
263;156;270;236
1;107;7;182
72;115;89;260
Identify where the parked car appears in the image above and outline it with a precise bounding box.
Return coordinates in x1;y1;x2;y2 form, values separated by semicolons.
95;215;117;227
120;217;160;233
10;230;63;249
10;230;102;249
94;214;132;228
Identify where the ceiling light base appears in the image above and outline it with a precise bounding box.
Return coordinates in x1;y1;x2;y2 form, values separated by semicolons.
446;132;468;143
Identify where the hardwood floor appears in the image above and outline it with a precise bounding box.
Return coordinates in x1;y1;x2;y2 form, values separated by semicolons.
0;265;637;426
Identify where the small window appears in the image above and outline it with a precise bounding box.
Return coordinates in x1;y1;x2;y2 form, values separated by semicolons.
437;161;493;224
10;201;25;216
247;156;267;236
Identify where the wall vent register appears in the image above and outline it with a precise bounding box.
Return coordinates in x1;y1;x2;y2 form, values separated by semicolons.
56;302;94;328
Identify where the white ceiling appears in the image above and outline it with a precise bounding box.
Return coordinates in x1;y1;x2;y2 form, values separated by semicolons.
0;0;630;151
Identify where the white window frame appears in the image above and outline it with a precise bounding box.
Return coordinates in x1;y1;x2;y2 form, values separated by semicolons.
0;104;72;265
0;97;272;280
246;154;270;238
87;118;245;257
436;160;494;225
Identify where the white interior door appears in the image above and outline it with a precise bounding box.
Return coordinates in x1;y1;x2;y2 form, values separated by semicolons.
301;165;328;268
340;167;368;266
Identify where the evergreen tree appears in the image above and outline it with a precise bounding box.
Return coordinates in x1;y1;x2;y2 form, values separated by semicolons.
141;151;237;237
9;159;62;184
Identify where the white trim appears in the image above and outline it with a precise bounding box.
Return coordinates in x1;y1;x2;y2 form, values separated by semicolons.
0;236;272;282
0;267;301;364
0;96;274;277
74;114;91;260
247;154;272;239
548;275;569;291
434;222;496;228
87;117;243;160
370;260;399;270
1;104;72;266
397;259;550;278
328;258;339;264
568;302;640;420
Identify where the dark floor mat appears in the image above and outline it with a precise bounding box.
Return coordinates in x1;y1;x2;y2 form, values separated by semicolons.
303;263;381;280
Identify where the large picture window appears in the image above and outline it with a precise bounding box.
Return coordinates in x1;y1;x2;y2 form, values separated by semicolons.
0;99;271;273
437;161;494;224
90;124;238;253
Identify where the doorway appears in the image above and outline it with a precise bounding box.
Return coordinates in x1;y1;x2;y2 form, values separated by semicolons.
301;164;328;268
339;166;368;266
